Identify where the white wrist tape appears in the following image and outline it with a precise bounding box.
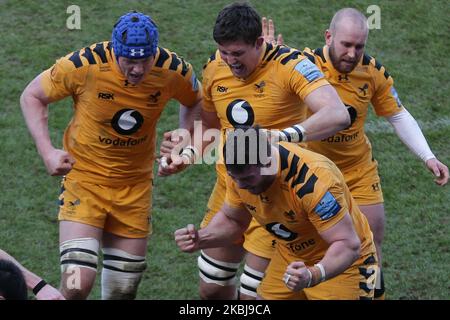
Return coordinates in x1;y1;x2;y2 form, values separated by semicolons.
306;268;313;288
180;145;199;164
386;109;435;162
279;124;306;143
314;263;326;282
160;156;169;169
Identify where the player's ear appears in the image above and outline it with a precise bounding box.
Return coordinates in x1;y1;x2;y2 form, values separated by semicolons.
325;29;332;46
255;36;265;49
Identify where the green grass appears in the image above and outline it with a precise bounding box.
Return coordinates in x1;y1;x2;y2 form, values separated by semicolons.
0;0;448;299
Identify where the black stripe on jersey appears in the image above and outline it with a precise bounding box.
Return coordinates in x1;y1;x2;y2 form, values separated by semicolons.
68;51;83;68
374;59;382;71
374;58;390;79
362;54;371;65
106;41;113;56
169;53;181;72
82;47;97;65
155;47;170;67
180;57;189;76
303;51;316;64
279;145;290;171
203;52;217;69
285;154;300;182
296;174;318;198
359;281;373;294
280;50;301;65
264;45;281;62
93;43;108;63
314;47;326;63
262;43;274;61
274;46;291;60
291;163;309;188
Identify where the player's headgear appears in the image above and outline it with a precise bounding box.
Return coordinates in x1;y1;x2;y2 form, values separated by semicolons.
112;11;158;60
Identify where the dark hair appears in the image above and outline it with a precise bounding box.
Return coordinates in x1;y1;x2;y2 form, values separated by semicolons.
213;2;262;45
0;259;28;300
223;126;271;173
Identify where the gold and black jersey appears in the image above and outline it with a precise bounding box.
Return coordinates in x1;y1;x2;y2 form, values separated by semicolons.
226;142;375;264
41;42;201;185
202;43;329;131
304;46;403;170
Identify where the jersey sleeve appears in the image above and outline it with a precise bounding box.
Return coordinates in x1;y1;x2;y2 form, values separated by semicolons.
370;58;404;117
292;165;349;233
224;174;246;210
40;52;89;102
280;52;330;101
201;52;218;113
171;57;202;108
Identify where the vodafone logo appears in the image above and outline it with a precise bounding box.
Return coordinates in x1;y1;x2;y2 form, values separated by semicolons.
111;109;144;135
226;99;255;127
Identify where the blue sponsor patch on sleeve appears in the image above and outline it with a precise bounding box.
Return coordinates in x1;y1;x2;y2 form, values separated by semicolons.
390;87;402;107
294;59;324;82
314;191;341;220
191;72;199;91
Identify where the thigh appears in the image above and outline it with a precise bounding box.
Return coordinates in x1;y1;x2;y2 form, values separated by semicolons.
343;160;384;206
102;232;148;257
106;180;153;239
58;177;109;229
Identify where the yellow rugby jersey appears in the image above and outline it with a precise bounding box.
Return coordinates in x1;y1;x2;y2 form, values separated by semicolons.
225;142;374;264
202;43;329;131
41;42;200;184
304;46;403;170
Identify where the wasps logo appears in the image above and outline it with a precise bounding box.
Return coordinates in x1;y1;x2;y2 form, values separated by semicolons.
254;81;266;93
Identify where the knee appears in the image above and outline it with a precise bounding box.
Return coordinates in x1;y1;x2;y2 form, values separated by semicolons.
198;251;240;300
60;237;100;300
238;264;265;300
101;248;147;300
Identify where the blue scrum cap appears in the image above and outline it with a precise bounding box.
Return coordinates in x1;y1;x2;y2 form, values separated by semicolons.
112;11;158;59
